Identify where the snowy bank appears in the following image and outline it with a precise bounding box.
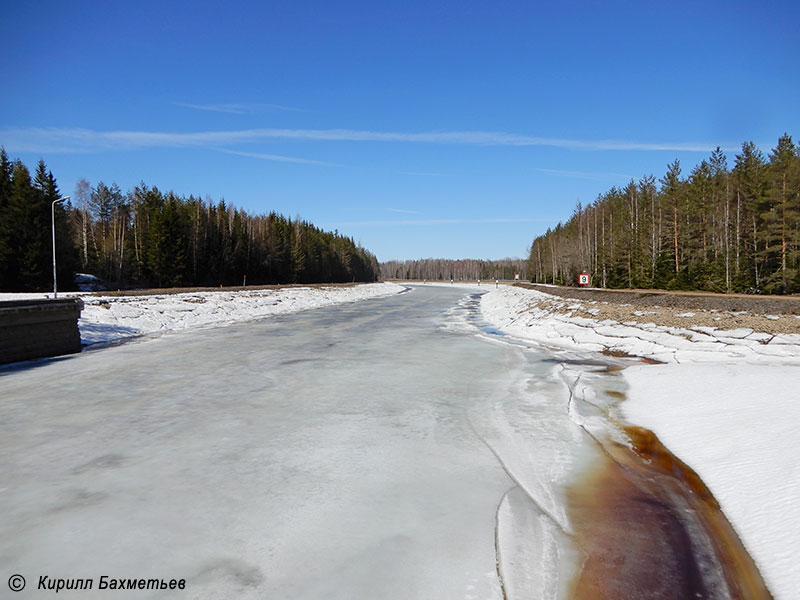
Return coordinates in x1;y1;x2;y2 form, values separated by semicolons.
481;285;800;599
0;283;405;346
480;285;800;365
622;363;799;600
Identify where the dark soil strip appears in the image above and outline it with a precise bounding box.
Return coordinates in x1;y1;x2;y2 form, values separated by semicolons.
567;425;773;599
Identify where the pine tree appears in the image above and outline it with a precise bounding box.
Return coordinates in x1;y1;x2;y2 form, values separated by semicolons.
764;134;798;292
733;142;767;291
11;161;45;290
0;149;13;287
659;159;684;283
147;195;187;287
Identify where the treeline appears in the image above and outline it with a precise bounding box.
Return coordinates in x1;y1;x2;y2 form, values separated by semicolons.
0;150;380;292
0;153;78;292
380;258;527;281
528;134;800;294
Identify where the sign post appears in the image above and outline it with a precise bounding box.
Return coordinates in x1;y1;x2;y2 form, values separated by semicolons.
578;273;591;286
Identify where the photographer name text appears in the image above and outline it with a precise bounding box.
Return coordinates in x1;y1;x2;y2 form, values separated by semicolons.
37;575;186;593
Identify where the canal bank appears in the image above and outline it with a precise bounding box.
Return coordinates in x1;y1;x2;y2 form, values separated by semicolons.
481;283;798;598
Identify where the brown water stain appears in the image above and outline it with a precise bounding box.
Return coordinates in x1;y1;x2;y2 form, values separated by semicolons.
601;348;668;365
567;424;773;600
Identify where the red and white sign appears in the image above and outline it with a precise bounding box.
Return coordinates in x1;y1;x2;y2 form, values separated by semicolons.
578;273;591;286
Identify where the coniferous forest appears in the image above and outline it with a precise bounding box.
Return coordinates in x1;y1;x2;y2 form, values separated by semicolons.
528;135;800;294
0;150;379;292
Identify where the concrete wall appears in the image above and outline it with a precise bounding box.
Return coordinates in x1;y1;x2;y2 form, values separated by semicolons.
0;298;84;365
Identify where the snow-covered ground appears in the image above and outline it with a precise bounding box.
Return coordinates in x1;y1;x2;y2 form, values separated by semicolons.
0;283;405;346
480;285;800;365
481;285;800;599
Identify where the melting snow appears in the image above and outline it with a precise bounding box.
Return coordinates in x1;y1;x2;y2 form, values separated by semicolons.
2;283;406;346
480;285;800;600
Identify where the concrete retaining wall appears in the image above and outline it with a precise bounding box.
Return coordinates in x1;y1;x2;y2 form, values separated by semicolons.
0;298;84;365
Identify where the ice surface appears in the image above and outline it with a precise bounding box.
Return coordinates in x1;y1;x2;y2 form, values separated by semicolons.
496;487;578;600
1;286;600;599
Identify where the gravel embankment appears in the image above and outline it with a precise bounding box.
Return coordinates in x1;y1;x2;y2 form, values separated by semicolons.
516;284;800;335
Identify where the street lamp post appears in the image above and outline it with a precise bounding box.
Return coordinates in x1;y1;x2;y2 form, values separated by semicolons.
52;195;69;299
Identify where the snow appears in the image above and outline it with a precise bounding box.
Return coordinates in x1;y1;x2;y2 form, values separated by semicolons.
1;283;405;346
621;363;799;600
480;285;800;365
480;285;800;599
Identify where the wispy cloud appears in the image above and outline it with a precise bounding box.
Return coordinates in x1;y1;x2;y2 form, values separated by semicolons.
387;208;421;214
217;148;335;166
400;171;452;177
174;102;309;114
0;126;739;155
326;217;556;227
535;168;636;181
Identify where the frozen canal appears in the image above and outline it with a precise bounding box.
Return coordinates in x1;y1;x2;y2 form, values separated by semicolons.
0;286;768;598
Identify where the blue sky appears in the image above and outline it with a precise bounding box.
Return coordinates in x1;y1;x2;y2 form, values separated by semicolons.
2;1;798;261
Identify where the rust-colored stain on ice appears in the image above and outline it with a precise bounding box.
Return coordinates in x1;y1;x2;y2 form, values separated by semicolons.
567;424;773;599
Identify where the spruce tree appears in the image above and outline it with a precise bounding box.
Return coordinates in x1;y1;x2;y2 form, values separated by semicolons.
0;149;12;287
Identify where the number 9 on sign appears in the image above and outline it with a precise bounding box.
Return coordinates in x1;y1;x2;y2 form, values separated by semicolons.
578;273;590;286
